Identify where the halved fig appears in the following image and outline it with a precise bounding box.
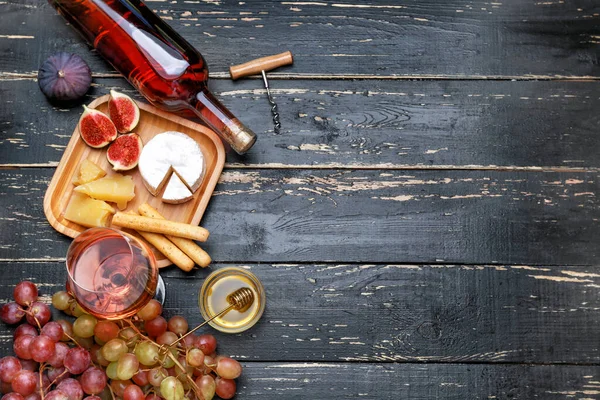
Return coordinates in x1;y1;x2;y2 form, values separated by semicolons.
107;133;143;171
108;90;140;133
78;105;117;148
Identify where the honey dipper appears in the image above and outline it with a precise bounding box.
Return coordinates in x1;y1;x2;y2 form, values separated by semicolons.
230;51;294;134
165;288;254;347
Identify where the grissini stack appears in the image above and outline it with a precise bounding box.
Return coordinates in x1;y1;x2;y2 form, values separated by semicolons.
126;212;195;272
138;203;211;268
112;212;209;241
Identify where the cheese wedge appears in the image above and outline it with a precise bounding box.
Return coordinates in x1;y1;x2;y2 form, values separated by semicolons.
74;173;135;210
64;192;115;228
138;131;205;198
72;158;106;186
162;172;194;204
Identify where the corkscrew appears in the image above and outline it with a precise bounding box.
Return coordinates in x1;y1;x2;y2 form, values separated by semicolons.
230;51;294;134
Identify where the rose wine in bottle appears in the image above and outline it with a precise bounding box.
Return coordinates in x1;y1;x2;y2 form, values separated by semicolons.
49;0;256;154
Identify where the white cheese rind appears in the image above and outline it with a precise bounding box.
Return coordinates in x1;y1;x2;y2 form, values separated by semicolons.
162;172;194;204
138;131;205;197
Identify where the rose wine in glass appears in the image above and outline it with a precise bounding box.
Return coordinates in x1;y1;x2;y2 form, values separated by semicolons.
48;0;257;154
66;228;158;319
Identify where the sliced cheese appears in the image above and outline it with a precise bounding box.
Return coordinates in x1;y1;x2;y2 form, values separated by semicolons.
72;158;106;186
74;173;135;210
138;131;205;198
64;192;115;228
162;172;194;204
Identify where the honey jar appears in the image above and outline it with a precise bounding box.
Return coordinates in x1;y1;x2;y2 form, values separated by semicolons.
199;267;265;333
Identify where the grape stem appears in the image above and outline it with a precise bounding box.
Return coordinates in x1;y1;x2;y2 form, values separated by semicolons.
38;362;46;400
167;303;237;349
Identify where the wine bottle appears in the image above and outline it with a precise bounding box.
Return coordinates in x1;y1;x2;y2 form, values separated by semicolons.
49;0;256;154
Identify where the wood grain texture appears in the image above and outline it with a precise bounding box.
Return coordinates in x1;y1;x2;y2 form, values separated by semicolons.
2;168;598;265
0;262;599;365
1;0;600;78
2;78;600;169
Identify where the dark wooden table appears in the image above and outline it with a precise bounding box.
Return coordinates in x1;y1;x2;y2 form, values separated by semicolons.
2;1;600;398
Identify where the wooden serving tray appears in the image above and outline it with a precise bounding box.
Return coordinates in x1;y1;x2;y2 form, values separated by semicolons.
44;95;225;268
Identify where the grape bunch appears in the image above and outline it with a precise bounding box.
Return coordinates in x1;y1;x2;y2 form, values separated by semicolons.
0;281;242;400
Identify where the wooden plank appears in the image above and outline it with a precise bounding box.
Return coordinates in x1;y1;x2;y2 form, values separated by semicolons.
0;262;599;364
2;78;600;169
1;168;598;265
1;0;600;78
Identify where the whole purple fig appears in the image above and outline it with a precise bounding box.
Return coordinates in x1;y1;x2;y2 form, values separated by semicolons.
38;52;92;102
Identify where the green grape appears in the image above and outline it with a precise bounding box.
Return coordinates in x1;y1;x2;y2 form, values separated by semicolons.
101;339;128;362
51;291;72;311
134;341;159;366
106;361;119;380
116;353;139;381
147;367;168;387
160;377;184;400
73;314;98;338
159;348;177;369
70;301;87;317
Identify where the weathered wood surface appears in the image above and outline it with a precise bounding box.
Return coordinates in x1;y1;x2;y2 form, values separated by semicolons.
1;0;600;78
0;262;599;364
1;168;598;265
2;78;600;169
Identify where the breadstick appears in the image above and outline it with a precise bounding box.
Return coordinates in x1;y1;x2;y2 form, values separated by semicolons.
123;212;195;271
137;230;195;271
138;204;211;268
112;212;209;241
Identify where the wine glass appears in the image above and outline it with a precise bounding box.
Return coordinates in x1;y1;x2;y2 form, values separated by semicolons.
66;227;161;320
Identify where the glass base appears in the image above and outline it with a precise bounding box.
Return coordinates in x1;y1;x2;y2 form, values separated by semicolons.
154;275;166;305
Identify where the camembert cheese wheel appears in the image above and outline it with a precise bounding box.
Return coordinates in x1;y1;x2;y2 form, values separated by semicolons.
138;131;205;202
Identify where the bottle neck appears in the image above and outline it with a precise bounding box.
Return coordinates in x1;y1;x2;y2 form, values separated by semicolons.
190;89;256;154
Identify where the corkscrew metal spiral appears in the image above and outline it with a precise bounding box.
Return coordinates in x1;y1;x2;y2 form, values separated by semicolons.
165;288;254;348
262;71;281;134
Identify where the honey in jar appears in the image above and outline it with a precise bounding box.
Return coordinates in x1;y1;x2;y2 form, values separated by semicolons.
199;268;265;333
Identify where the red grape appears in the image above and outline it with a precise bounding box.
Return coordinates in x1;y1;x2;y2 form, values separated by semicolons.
63;348;90;375
216;358;242;380
44;390;69;400
72;337;93;350
29;335;55;363
55;321;73;342
122;385;143;400
166;316;187;335
215;377;236;399
47;342;69;368
131;370;148;387
136;300;161;321
10;370;36;396
0;357;22;383
181;335;196;349
24;394;40;400
83;397;100;400
147;367;167;387
13;336;34;360
41;322;64;343
92;321;119;344
80;367;106;396
1;393;24;400
56;378;83;400
13;283;38;307
108;380;130;398
46;367;69;386
1;304;25;325
13;325;37;340
0;382;12;395
17;361;36;373
196;335;217;355
25;303;50;327
156;332;178;346
195;375;215;400
143;317;167;338
186;349;204;368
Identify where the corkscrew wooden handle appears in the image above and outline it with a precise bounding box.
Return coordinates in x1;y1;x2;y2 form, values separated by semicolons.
229;51;293;80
